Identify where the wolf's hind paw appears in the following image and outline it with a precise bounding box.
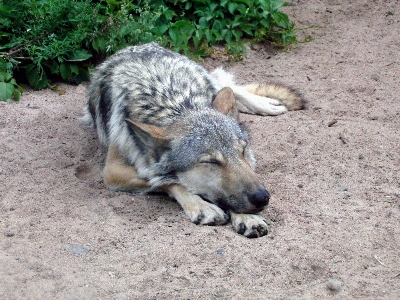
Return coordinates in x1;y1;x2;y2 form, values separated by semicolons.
230;213;270;238
259;102;288;116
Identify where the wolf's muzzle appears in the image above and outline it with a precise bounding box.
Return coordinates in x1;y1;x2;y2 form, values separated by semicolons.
248;189;270;208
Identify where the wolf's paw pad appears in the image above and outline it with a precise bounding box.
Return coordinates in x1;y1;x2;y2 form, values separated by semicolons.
189;203;229;226
231;214;270;238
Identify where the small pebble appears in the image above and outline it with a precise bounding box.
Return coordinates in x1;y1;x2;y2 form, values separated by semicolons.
66;243;90;256
5;231;15;237
338;187;348;192
326;277;343;292
216;248;225;255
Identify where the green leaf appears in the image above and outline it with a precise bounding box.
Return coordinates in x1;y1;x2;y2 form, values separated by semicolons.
259;18;270;29
212;20;224;31
42;60;59;74
209;3;218;12
0;81;14;101
75;67;89;84
236;3;247;14
0;4;12;13
0;59;7;71
169;28;178;45
184;2;192;10
172;20;194;30
59;63;71;80
195;29;204;41
228;3;238;14
152;24;169;36
199;16;208;27
205;14;213;22
119;25;130;37
242;26;255;36
169;20;195;47
259;0;271;11
204;29;211;43
70;64;79;75
224;31;232;43
193;36;200;48
273;11;290;28
17;85;24;94
232;30;243;41
12;87;21;101
92;38;107;53
220;0;229;7
65;49;92;62
26;64;49;90
0;71;6;82
163;8;175;21
272;0;285;12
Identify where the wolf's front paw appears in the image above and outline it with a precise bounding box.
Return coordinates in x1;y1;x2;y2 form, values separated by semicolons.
167;185;229;226
187;199;229;226
230;212;270;238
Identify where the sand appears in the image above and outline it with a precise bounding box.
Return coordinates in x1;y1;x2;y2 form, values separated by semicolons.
1;0;399;298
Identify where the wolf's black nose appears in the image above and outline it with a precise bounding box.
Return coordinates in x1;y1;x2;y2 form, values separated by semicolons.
249;189;270;208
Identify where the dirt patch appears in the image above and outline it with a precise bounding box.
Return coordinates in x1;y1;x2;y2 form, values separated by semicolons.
1;0;399;298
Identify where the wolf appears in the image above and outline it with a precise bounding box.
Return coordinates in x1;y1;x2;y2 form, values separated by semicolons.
83;43;303;238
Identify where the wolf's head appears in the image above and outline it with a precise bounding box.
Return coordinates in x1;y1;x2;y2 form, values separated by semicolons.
126;88;270;214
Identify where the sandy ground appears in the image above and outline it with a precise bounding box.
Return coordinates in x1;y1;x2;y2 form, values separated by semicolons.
1;0;399;299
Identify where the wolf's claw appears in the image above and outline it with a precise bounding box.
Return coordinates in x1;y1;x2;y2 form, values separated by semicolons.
230;212;270;238
189;204;229;226
189;206;229;226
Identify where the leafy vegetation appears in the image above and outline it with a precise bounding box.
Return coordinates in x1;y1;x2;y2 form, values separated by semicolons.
0;0;298;102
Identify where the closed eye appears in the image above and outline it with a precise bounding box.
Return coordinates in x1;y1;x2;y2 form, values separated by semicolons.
199;152;225;166
201;159;222;166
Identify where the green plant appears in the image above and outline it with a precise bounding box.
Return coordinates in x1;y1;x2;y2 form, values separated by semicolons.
0;57;23;102
0;0;298;102
158;0;297;57
1;0;98;93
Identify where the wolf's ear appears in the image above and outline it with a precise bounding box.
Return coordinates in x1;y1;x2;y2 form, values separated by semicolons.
125;119;170;149
212;87;238;119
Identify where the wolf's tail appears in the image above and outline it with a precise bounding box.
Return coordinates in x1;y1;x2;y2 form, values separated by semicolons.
243;83;304;111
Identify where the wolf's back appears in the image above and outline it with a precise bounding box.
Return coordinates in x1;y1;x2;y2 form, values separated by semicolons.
85;43;218;146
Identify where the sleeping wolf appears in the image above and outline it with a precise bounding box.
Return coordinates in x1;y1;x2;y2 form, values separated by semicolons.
83;43;303;238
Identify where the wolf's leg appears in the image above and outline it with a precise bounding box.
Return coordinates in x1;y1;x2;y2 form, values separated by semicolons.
230;212;270;238
103;145;150;191
166;184;229;226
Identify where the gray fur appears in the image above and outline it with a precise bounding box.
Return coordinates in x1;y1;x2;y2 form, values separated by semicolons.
85;43;253;187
